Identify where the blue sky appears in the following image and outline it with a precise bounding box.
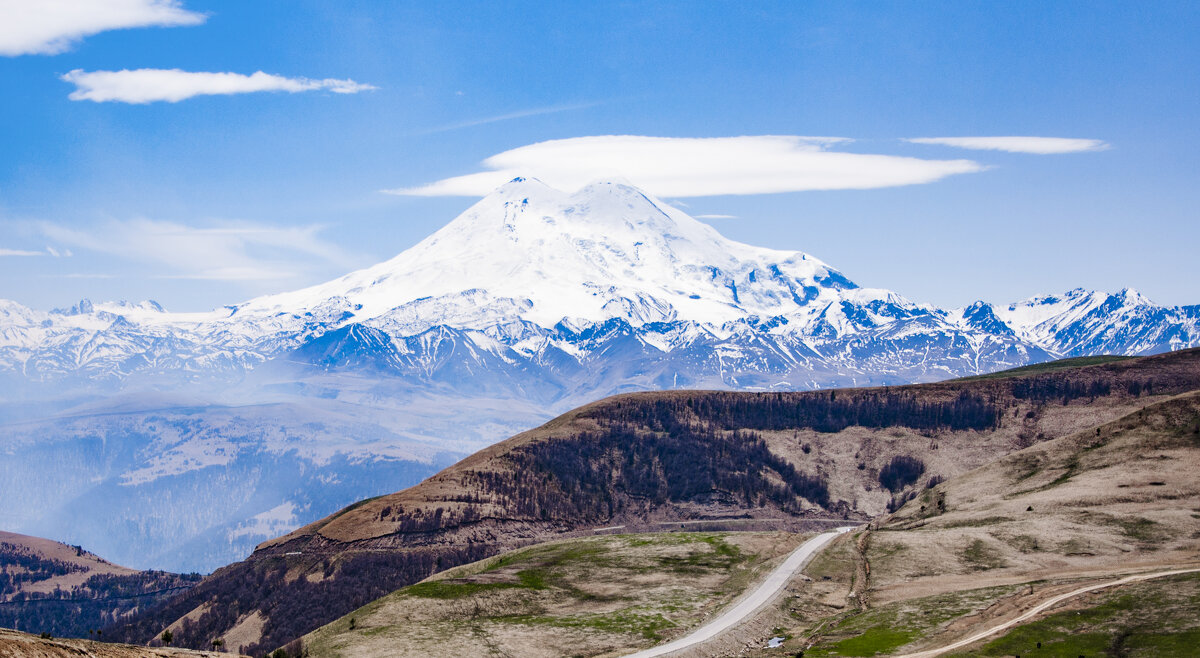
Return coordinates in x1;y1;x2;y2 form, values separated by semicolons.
1;1;1197;311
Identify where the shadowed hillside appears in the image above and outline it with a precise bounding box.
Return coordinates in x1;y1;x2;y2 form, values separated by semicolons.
106;348;1200;655
0;531;201;640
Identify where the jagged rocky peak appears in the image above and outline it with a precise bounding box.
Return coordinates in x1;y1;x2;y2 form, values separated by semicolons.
52;298;94;316
49;298;165;316
959;301;1015;336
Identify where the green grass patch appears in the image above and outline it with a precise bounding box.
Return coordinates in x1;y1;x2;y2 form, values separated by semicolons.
827;628;916;656
953;355;1132;382
960;539;1006;571
1005;534;1042;553
656;535;746;573
508;609;677;641
1113;517;1168;543
402;579;522;599
959;572;1200;657
941;516;1014;529
1126;629;1200;655
803;585;1023;657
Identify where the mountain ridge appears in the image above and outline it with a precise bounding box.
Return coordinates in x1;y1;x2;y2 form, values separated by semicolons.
3;178;1197;389
1;178;1197;573
104;348;1200;654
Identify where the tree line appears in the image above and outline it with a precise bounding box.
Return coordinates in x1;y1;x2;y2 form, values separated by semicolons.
472;423;831;523
591;390;999;434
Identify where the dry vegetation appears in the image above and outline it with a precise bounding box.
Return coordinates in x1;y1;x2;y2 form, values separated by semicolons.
740;389;1200;657
301;532;803;658
0;627;241;658
107;348;1200;654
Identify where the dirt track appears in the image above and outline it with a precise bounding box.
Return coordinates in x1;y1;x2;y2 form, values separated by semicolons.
624;527;854;657
893;565;1200;657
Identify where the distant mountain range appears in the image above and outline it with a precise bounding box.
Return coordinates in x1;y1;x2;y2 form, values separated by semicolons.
1;177;1197;572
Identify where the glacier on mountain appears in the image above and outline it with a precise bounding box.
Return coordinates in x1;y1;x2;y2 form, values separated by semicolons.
0;177;1196;571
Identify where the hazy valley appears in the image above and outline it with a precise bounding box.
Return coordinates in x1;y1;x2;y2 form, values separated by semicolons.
2;180;1197;574
67;348;1198;655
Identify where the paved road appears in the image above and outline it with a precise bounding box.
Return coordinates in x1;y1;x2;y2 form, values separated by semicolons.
893;566;1200;658
625;526;855;658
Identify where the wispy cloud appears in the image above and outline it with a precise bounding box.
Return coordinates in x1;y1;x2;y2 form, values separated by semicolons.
386;135;984;198
62;68;378;104
694;214;738;220
0;246;70;257
904;136;1110;154
418;102;601;134
40;219;355;281
0;0;205;56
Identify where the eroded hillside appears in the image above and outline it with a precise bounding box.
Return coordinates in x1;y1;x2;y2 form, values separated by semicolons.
107;348;1200;654
761;388;1200;656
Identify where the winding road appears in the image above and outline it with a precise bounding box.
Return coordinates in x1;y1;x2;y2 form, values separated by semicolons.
624;526;855;658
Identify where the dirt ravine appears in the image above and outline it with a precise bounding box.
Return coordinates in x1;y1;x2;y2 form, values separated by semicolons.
893;566;1200;658
624;527;856;658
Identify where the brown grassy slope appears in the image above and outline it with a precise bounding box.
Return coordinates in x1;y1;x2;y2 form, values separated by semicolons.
0;531;137;597
0;532;202;639
301;532;804;658
0;627;241;658
270;347;1200;550
109;348;1200;654
872;388;1200;601
760;389;1200;657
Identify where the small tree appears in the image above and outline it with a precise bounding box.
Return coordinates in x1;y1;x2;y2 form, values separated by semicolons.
879;455;926;493
161;629;173;646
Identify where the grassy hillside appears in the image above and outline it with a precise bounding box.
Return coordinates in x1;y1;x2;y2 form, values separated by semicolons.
952;354;1134;381
0;531;201;639
107;348;1200;655
302;531;803;658
948;571;1200;657
748;388;1200;656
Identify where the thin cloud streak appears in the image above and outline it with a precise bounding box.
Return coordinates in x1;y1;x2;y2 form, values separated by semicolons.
39;218;356;281
694;214;738;219
905;136;1110;154
0;0;205;56
416;101;602;135
62;68;378;104
0;248;44;256
386;135;983;198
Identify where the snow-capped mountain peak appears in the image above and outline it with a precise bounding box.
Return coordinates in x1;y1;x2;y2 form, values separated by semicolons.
1;177;1197;573
231;177;859;333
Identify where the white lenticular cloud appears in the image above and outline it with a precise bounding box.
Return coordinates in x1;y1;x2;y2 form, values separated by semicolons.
905;136;1110;154
386;135;984;198
0;0;205;56
62;68;378;104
